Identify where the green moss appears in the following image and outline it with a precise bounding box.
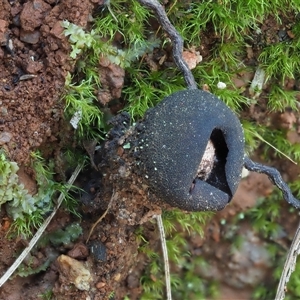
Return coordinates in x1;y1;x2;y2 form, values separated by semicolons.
268;85;299;112
239;189;300;300
38;290;53;300
136;210;213;299
0;151;44;237
285;261;300;299
39;223;82;247
16;258;52;278
63;72;104;139
167;0;300;44
0;152;33;210
12;223;83;281
0;151;82;238
259;41;300;83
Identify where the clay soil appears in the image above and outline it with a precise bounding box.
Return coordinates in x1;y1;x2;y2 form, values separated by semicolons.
1;1;300;300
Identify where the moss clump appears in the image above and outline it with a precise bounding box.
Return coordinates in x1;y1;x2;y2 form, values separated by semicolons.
0;152;37;221
0;151;80;238
39;223;83;247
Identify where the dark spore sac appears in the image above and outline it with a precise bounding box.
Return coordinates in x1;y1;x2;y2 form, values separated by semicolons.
139;89;245;211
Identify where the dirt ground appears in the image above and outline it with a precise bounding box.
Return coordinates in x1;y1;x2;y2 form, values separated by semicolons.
1;0;300;299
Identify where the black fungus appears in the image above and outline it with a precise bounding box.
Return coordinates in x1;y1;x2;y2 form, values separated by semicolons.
139;89;245;211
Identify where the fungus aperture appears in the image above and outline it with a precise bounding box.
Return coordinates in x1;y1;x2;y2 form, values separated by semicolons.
140;89;245;211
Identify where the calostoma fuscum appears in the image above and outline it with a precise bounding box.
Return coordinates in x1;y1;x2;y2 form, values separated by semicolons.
136;0;300;211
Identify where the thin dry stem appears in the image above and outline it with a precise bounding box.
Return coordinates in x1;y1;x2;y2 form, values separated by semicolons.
275;222;300;300
86;190;116;243
156;215;172;300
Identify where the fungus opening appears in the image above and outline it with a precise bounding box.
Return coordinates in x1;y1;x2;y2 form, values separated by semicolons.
190;128;231;196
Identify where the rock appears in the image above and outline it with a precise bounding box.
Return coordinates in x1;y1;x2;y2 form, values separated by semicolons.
89;240;107;262
127;273;140;289
56;254;92;291
226;229;272;288
96;281;106;289
25;59;44;74
0;19;8;45
182;48;202;70
196;227;272;289
113;273;121;282
20;0;51;31
17;165;38;195
50;21;64;39
98;56;125;105
0;132;12;145
20;29;40;44
67;243;89;260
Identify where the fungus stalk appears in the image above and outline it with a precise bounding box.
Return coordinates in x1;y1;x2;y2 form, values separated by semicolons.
137;0;197;90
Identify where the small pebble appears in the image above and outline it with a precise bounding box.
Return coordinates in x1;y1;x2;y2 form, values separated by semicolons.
0;132;12;145
20;29;40;44
68;242;89;259
114;273;121;282
56;254;92;291
96;281;106;289
89;240;107;262
217;81;227;89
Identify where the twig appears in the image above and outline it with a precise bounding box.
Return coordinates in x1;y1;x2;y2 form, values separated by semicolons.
0;163;83;288
86;191;116;243
155;215;172;300
244;156;300;209
275;222;300;300
245;156;300;299
137;0;197;90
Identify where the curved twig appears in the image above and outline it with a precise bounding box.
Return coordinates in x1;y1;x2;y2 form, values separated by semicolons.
86;191;116;243
244;157;300;300
244;156;300;209
137;0;197;89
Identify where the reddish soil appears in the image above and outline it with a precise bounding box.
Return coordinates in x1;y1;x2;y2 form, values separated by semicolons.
1;1;300;300
0;0;96;165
